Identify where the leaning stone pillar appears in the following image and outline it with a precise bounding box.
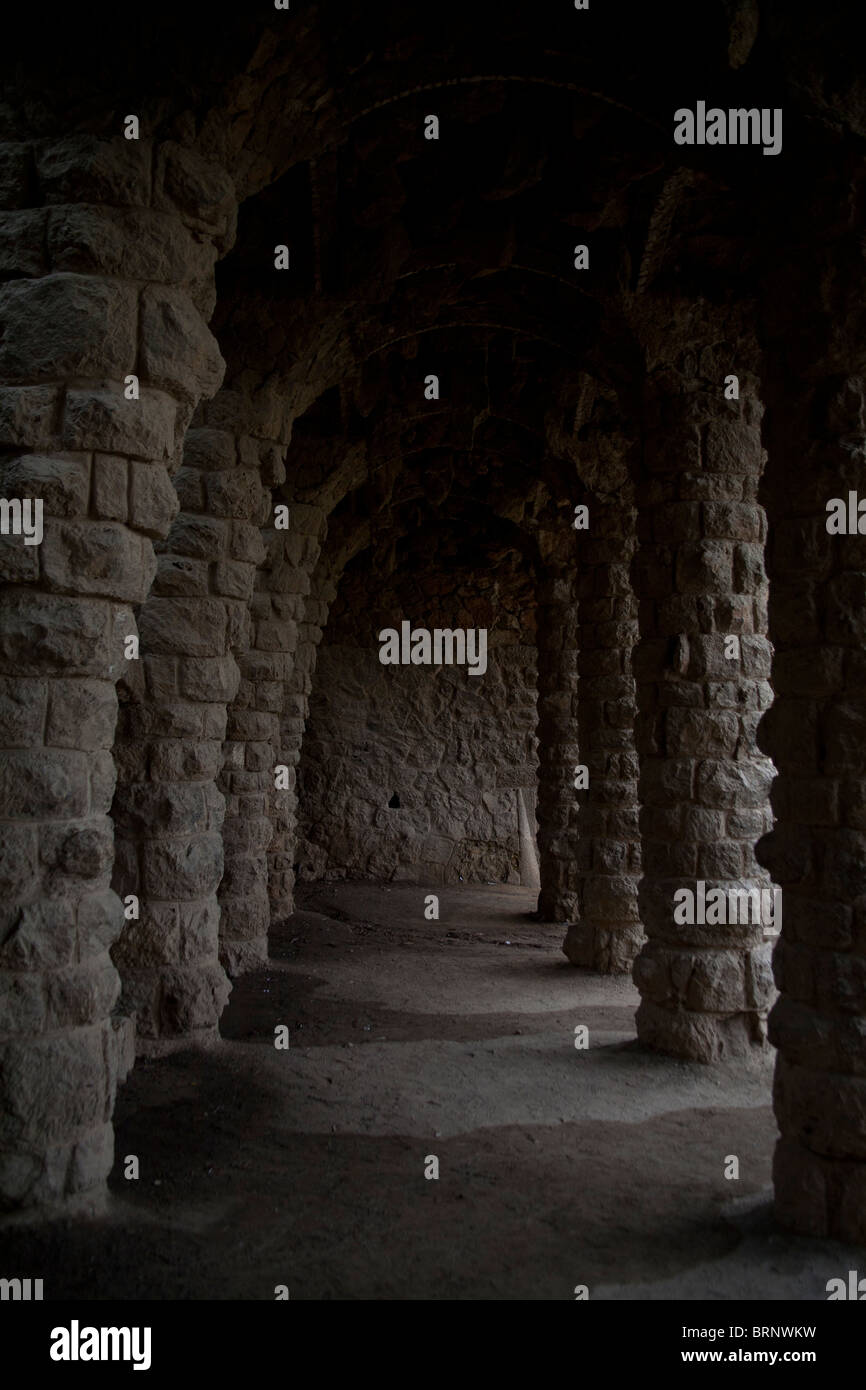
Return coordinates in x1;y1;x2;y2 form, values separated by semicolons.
563;500;641;972
264;512;329;922
631;344;775;1061
218;424;289;972
535;564;581;921
0;134;231;1208
112;407;268;1031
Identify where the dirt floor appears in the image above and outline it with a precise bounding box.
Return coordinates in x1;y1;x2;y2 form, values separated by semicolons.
3;883;860;1300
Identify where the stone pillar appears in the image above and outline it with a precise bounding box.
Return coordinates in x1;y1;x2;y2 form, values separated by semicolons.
0;134;230;1209
631;348;776;1061
250;502;328;927
535;564;580;921
758;142;866;1240
218;429;289;973
563;501;641;972
112;410;268;1028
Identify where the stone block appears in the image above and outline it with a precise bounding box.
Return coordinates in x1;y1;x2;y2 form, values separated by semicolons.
142;833;224;900
158;961;231;1036
230;520;267;566
36;135;151;207
775;1056;866;1160
171;467;204;513
675;540;732;595
63;388;177;461
0;970;46;1035
0;528;40;581
182;427;236;471
665;707;740;757
158;512;224;559
69;1121;115;1198
0;386;58;447
179;655;240;704
0;1023;113;1144
128;461;180;537
89;751;117;814
138;596;228;658
732;542;767;594
0;589;109;675
0;823;39;905
0;896;76;972
92;455;128;522
148;738;224;783
636;997;763;1062
153;143;235;244
45;960;120;1029
0;142;32;209
0;274;137;382
48;205;216;286
219;892;269;940
703;501;763;541
77;889;125;960
41;519;152;603
0;749;89;818
114;783;212;839
40;817;114;884
152;553;209;596
212;559;255;601
0;208;46;276
205;469;262;521
696;756;774;810
140;285;225;405
703;419;762;475
0;676;46;747
644;426;701;474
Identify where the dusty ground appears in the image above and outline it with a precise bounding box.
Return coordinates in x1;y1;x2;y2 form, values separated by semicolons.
3;883;859;1300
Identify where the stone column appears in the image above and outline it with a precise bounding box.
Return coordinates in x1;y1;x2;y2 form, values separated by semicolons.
251;502;328;928
218;429;290;973
758;141;866;1240
112;410;268;1030
563;501;641;972
0;134;230;1209
631;347;776;1061
535;564;581;921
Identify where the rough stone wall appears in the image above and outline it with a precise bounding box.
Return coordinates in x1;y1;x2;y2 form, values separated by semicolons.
0;134;232;1206
298;542;538;886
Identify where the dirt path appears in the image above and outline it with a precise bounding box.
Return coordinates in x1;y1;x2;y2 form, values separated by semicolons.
3;884;856;1299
